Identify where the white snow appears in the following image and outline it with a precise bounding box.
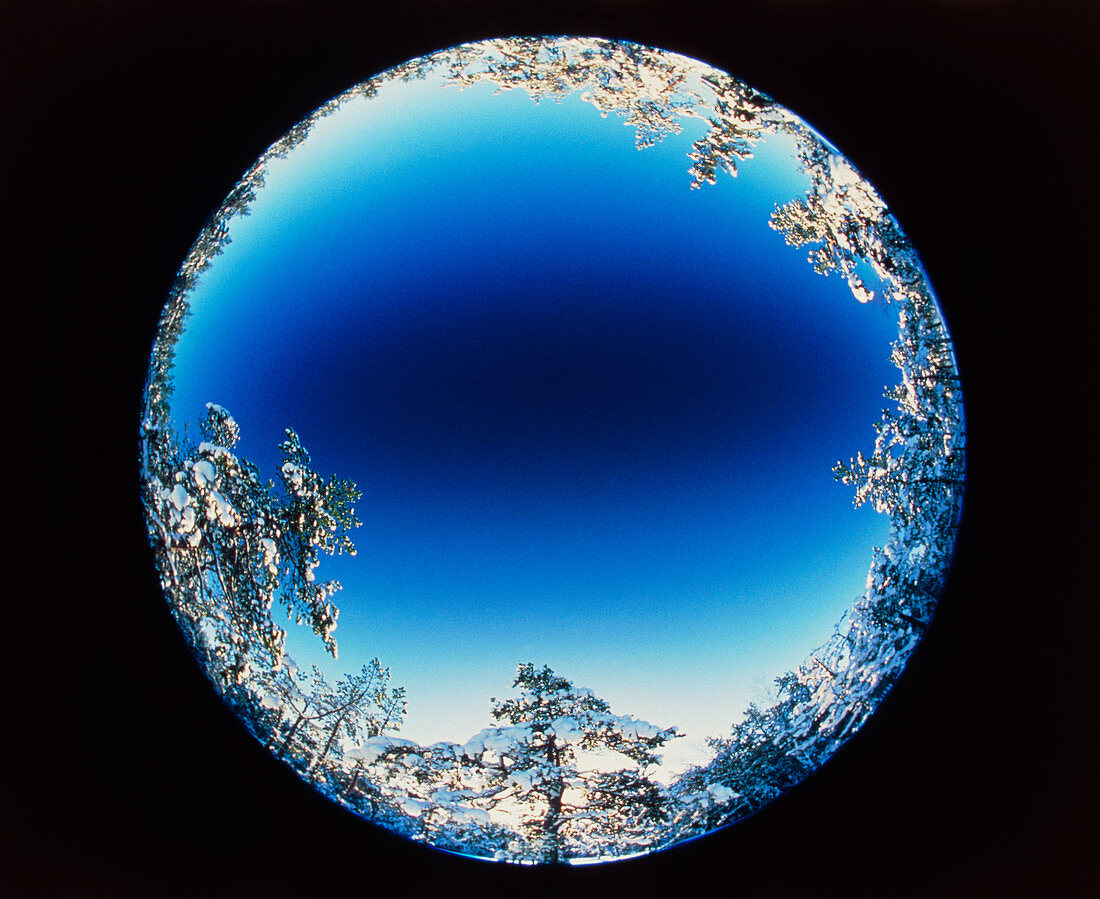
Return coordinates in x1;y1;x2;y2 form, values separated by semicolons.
548;716;586;745
192;459;216;488
614;716;663;740
204;489;236;526
462;726;530;762
347;734;420;764
400;797;428;817
259;691;284;711
281;462;304;491
827;152;860;188
707;783;737;803
847;274;875;304
196;442;230;458
259;537;278;574
168;483;190;511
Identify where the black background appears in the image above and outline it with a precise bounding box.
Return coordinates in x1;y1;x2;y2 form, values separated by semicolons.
10;1;1096;895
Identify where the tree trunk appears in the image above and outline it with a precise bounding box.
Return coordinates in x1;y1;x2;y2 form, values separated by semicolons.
314;686;369;769
894;609;928;631
543;736;564;864
544;787;563;865
277;712;306;759
314;711;349;771
344;762;363;798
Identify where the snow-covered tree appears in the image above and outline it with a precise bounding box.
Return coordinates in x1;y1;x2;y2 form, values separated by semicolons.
768;135;916;307
669;672;812;840
672;86;964;825
357;664;679;863
244;657;406;783
140;403;360;683
678;295;963;806
482;664;678;862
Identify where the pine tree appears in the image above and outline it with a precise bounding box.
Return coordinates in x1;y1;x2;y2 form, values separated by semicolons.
358;664;679;862
248;657;406;782
140;403;360;683
483;664;678;862
673;672;811;834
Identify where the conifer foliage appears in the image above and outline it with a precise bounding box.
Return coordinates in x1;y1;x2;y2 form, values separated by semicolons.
141;402;359;682
354;665;679;863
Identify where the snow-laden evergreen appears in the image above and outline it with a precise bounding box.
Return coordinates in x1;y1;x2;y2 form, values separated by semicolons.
341;664;680;864
139;397;414;830
669;88;965;834
141;403;359;682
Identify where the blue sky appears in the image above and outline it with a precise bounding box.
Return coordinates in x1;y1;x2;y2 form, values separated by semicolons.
167;73;900;774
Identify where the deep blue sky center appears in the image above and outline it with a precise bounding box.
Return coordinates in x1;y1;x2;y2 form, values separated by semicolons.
167;76;900;767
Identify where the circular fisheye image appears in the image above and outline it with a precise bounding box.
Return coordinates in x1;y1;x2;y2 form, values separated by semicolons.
139;37;964;865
